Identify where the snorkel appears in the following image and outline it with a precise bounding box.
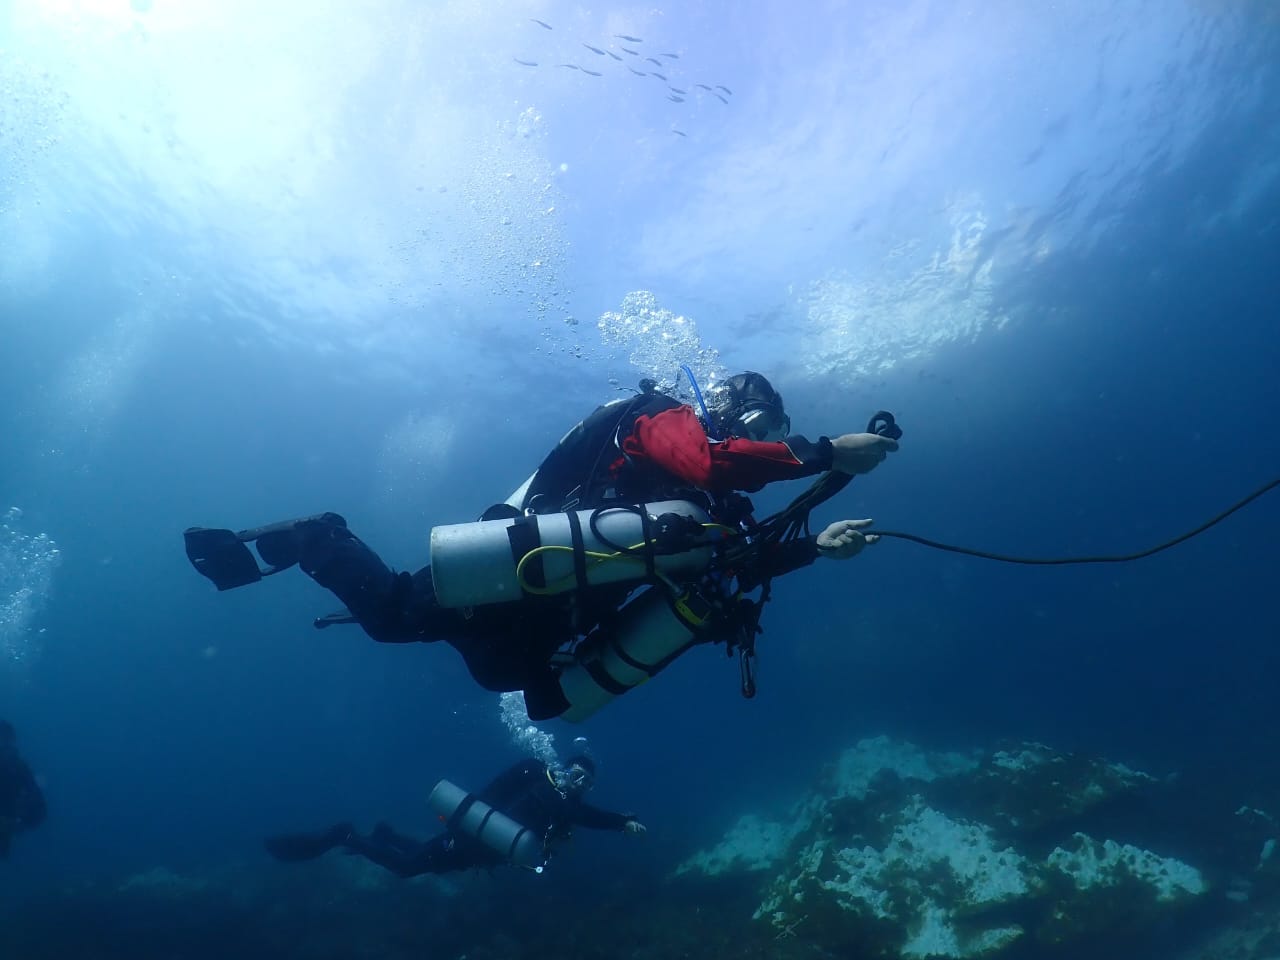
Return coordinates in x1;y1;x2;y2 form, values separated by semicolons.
680;364;722;440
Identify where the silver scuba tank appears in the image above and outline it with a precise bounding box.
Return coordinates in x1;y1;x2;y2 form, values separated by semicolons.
429;500;713;608
426;779;545;869
557;581;716;723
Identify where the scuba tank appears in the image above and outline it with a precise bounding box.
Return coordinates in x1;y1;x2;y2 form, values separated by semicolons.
429;500;714;608
426;779;546;870
557;577;725;723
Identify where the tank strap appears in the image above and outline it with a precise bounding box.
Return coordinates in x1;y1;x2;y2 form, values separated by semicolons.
642;637;699;674
638;510;657;581
608;634;659;676
583;656;631;695
565;509;590;591
446;792;479;833
504;824;535;863
506;517;543;589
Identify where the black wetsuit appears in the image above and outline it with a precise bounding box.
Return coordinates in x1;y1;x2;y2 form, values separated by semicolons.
0;734;46;859
274;759;632;878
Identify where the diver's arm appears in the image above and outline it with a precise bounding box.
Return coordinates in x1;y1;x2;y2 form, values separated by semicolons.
704;434;834;491
566;800;633;831
736;539;820;591
622;406;835;492
737;519;878;590
700;430;898;490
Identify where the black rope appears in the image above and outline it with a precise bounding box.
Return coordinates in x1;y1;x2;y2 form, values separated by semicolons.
873;474;1280;565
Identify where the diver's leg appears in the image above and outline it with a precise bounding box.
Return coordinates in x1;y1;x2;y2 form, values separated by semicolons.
291;517;402;635
342;828;465;878
184;512;350;591
187;512;458;644
298;524;471;644
369;820;422;855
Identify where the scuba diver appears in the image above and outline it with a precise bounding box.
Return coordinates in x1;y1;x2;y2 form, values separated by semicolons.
0;720;46;859
264;745;644;877
184;371;901;720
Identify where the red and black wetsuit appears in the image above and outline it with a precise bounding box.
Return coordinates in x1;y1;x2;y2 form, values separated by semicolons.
295;390;837;718
515;391;834;511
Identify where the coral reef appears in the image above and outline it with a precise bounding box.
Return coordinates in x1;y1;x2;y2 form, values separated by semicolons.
677;735;1234;958
3;735;1278;959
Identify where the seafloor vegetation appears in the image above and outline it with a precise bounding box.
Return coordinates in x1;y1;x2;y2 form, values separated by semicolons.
4;736;1279;960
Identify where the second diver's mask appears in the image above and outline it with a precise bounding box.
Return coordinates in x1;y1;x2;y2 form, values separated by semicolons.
555;757;596;797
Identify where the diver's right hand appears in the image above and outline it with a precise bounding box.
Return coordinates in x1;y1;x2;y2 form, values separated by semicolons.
830;432;899;475
816;519;878;559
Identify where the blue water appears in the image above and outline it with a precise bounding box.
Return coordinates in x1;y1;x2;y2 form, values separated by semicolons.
1;1;1278;955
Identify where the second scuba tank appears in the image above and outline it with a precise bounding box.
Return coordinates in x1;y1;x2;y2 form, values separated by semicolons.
557;581;719;723
429;500;713;608
426;779;545;869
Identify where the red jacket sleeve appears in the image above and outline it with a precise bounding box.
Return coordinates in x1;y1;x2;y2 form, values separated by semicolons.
621;406;832;494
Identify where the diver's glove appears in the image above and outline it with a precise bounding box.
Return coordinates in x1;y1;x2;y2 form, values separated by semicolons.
623;818;647;835
830;432;899;475
816;519;878;559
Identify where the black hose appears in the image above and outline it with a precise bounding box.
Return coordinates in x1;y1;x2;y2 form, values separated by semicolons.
873;475;1280;565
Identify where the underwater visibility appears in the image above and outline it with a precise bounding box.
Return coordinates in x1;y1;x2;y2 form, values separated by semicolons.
3;1;1280;958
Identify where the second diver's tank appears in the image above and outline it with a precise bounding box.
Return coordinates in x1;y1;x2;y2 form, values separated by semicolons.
426;779;545;869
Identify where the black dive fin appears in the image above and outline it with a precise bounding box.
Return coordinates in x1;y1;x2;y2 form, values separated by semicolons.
264;829;344;863
314;610;358;629
265;822;353;862
184;527;264;591
183;513;348;592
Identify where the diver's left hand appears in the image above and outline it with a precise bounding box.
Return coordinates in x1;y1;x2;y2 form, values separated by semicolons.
816;519;878;559
830;432;898;475
623;818;647;835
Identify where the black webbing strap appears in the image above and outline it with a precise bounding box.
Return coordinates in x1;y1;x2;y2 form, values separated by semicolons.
447;793;479;833
565;509;590;591
639;509;657;580
583;656;631;695
608;635;656;676
507;826;533;862
507;516;544;590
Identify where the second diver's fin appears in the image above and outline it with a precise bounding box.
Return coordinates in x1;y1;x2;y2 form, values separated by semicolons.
264;823;353;863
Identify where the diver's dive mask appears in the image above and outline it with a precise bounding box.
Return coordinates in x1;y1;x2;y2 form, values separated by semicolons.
705;371;790;442
731;402;791;442
564;762;593;792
